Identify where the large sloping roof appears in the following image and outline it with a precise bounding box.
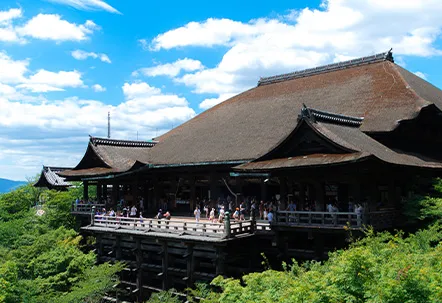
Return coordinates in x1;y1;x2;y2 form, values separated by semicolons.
234;110;442;171
34;166;72;189
60;137;156;179
148;51;442;166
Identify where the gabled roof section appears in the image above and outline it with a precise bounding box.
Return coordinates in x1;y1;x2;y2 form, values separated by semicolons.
34;166;71;189
234;107;442;171
60;136;156;179
258;50;393;86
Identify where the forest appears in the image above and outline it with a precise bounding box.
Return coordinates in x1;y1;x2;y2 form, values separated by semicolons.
0;180;441;303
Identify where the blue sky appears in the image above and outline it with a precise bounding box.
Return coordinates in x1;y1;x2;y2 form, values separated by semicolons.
0;0;441;180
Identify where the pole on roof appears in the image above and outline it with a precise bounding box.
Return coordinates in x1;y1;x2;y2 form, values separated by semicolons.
107;112;111;139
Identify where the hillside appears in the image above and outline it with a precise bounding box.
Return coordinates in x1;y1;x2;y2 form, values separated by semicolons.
0;178;26;193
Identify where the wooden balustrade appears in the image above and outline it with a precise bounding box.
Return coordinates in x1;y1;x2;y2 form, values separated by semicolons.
72;203;105;214
276;210;396;229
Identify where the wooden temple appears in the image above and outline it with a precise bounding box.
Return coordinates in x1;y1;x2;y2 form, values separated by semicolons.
57;50;442;300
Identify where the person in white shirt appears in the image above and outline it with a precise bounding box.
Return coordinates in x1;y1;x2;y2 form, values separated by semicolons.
194;206;201;222
130;205;137;217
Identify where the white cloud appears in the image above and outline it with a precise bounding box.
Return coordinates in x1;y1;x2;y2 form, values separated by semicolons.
0;52;29;83
150;0;442;109
92;84;106;92
199;93;235;110
16;83;65;93
122;82;191;110
17;14;98;42
25;69;84;91
46;0;121;14
414;71;427;80
0;8;22;24
138;38;149;50
71;49;111;63
134;58;204;77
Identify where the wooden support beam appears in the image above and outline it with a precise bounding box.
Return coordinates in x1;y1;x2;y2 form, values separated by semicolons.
161;242;169;290
185;244;194;287
115;235;122;260
215;246;225;276
135;238;143;301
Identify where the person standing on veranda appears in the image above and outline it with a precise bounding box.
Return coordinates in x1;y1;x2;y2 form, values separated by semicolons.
194;206;201;223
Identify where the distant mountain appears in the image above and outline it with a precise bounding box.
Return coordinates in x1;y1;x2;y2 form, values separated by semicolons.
0;178;27;193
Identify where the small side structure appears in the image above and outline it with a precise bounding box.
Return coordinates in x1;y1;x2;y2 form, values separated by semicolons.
34;166;72;191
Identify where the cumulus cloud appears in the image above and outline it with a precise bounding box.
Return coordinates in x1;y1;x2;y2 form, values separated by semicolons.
92;84;106;92
414;71;427;80
0;52;29;83
0;8;22;24
16;14;98;42
149;0;442;109
199;93;235;110
134;58;204;77
45;0;121;14
0;82;196;179
71;49;111;63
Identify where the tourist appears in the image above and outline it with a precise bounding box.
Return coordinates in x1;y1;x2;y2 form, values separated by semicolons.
239;203;245;221
218;206;225;223
139;213;144;227
155;209;163;219
164;211;171;220
204;203;209;219
109;208;115;217
130;205;137;217
209;208;216;222
194;206;201;223
233;207;240;221
122;206;128;217
287;200;296;212
259;201;264;219
267;210;274;223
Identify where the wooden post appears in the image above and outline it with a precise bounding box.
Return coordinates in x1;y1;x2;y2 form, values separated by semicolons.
279;176;287;209
135;238;143;301
96;182;102;203
185;244;194;287
190;176;196;212
224;212;231;238
91;206;95;225
96;233;103;257
112;183;119;209
215;246;225;276
83;181;89;202
161;242;168;290
115;235;122;260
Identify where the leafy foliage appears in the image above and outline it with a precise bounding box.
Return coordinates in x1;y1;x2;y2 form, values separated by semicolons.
0;182;122;303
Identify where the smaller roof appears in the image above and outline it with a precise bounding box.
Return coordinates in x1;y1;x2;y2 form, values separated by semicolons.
234;107;442;172
59;136;157;180
34;166;72;189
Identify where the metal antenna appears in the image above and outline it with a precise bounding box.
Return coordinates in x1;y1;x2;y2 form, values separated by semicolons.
107;112;110;138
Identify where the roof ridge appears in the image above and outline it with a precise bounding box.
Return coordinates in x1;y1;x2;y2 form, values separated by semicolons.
90;136;158;148
300;105;364;127
258;50;394;86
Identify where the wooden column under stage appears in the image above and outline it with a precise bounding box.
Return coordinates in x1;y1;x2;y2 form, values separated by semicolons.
112;183;119;207
190;177;196;211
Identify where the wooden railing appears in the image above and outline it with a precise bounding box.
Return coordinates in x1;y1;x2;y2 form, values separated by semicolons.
90;215;255;239
276;210;396;229
72;203;105;214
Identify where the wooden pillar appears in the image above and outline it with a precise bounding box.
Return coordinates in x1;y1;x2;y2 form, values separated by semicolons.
279;176;287;210
299;182;306;210
96;234;103;257
215;246;225;276
314;182;325;211
133;179;140;206
185;244;194;287
190;176;196;211
96;182;102;202
209;174;220;201
153;177;160;212
135;238;143;301
160;242;168;290
314;233;324;260
112;183;119;208
102;184;108;206
83;181;89;202
260;181;267;201
115;235;122;260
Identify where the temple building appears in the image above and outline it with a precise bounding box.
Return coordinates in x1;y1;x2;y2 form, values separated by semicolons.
60;50;442;217
58;50;442;299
